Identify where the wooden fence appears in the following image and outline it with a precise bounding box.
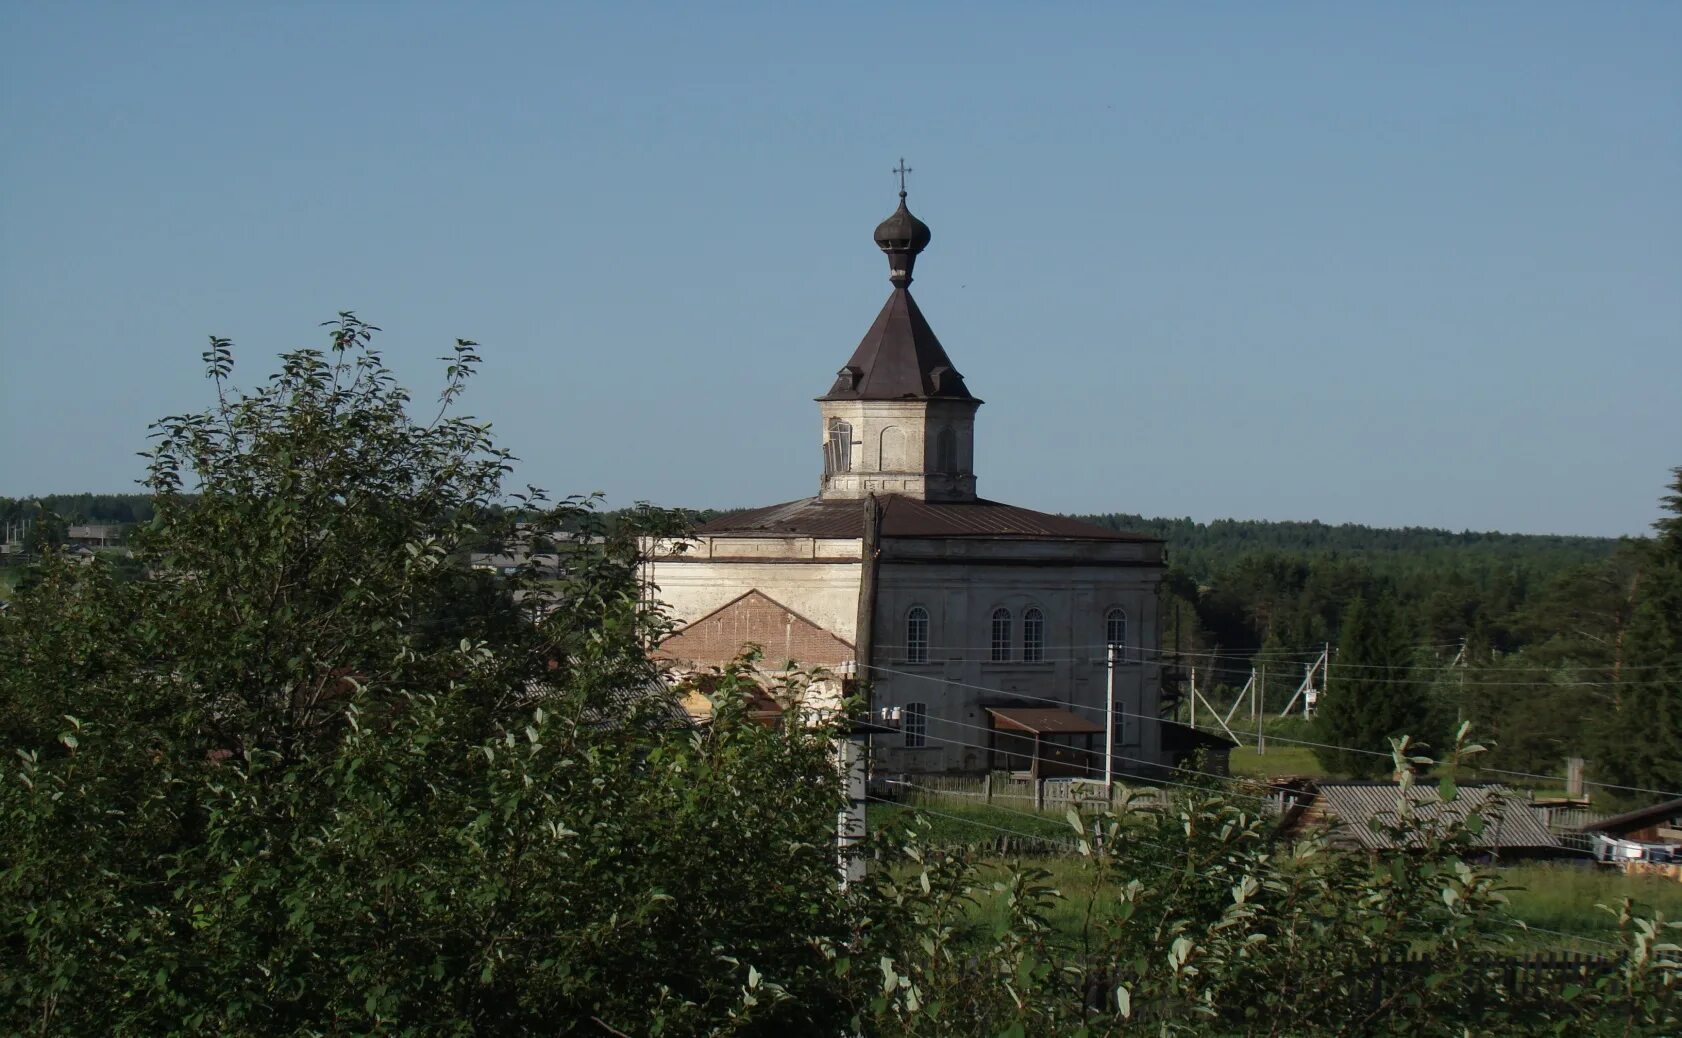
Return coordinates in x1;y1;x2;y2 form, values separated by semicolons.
1085;949;1656;1021
878;772;1173;815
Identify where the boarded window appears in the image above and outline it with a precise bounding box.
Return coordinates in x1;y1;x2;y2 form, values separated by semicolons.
906;606;929;664
1023;607;1045;662
1106;608;1128;663
936;426;959;474
904;702;927;748
990;608;1012;662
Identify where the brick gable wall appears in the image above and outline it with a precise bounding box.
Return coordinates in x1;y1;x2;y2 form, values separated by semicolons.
657;590;853;670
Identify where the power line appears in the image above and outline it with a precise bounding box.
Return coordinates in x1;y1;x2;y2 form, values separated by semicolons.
903;712;1277;805
862;663;1682;801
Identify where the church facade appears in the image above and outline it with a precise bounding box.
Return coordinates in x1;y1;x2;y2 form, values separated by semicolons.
644;186;1167;777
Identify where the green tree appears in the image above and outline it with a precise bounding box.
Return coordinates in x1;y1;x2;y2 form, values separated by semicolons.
1595;467;1682;800
1314;594;1430;777
0;316;854;1034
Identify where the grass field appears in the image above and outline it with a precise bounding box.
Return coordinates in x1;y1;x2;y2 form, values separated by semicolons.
938;856;1675;955
870;798;1677;954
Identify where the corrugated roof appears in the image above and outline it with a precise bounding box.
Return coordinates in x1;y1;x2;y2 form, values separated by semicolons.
1308;782;1559;852
987;707;1105;735
694;495;1160;543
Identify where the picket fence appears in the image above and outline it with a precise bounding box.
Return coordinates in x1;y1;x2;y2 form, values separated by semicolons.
881;772;1174;815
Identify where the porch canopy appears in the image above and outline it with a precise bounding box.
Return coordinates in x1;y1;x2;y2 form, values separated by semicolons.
986;707;1104;779
986;707;1104;735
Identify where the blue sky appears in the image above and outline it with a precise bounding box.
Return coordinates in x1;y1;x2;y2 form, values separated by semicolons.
2;3;1677;536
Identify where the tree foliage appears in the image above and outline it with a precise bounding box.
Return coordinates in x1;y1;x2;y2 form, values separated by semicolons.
2;319;1677;1035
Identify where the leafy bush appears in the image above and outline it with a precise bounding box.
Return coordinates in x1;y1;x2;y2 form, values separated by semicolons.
2;318;1676;1036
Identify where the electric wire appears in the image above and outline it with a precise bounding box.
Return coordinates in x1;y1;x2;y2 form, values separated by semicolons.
862;663;1682;801
879;725;1600;861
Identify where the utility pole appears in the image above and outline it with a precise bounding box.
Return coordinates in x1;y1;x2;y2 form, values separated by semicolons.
1105;643;1117;790
838;494;882;889
1189;666;1197;728
1256;664;1266;755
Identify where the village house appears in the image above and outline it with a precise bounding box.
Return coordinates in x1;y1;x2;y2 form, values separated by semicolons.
643;183;1168;778
65;523;124;548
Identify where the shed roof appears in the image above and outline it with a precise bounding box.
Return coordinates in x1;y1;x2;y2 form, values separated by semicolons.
1302;781;1560;852
986;707;1105;736
695;495;1160;543
1579;797;1682;837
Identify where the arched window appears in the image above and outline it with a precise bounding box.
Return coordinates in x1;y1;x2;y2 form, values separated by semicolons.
1106;608;1128;663
903;702;927;748
824;418;853;475
905;606;929;664
1023;608;1045;662
990;607;1012;662
936;426;959;475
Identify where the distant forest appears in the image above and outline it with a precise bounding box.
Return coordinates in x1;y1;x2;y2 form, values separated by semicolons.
7;489;1677;799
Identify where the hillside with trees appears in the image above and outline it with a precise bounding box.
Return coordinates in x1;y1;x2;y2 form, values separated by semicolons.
1;318;1676;1033
6;482;1673;799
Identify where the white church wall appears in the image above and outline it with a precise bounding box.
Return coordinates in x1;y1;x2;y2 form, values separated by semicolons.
644;553;864;645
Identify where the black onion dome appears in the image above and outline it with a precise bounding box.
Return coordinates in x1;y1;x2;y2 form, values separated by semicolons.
874;193;932;254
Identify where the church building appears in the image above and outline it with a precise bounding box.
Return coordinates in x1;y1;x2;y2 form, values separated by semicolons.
645;182;1167;777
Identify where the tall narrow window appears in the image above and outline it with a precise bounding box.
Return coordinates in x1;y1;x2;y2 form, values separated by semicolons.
1106;608;1128;663
903;702;927;748
936;426;959;475
990;608;1012;662
1023;608;1045;662
824;418;853;475
906;606;929;664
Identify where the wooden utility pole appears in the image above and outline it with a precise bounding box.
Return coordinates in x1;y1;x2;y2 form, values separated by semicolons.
1105;643;1117;790
838;494;883;889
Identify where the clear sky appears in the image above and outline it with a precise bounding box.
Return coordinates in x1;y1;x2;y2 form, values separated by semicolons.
2;3;1678;537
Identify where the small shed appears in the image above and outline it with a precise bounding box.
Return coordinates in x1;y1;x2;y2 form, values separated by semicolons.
1579;797;1682;869
986;706;1105;780
1160;721;1239;777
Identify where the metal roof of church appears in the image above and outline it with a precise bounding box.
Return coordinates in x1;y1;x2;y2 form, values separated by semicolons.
694;495;1161;543
819;287;976;401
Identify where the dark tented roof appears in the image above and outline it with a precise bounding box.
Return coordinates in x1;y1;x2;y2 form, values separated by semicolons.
819;287;976;401
693;495;1160;543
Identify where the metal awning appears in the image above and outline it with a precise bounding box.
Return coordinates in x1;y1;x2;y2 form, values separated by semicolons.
986;707;1104;736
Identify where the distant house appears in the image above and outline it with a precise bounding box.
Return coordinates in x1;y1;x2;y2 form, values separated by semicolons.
469;551;563;578
66;524;124;548
1278;780;1565;859
1580;797;1682;871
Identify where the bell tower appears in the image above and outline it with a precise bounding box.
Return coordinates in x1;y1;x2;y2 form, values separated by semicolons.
817;168;981;503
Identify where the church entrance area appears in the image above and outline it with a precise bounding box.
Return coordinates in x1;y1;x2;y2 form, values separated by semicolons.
985;707;1105;780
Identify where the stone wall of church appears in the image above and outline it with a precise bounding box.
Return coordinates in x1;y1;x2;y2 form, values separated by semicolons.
865;544;1165;780
818;399;978;502
641;537;863;644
